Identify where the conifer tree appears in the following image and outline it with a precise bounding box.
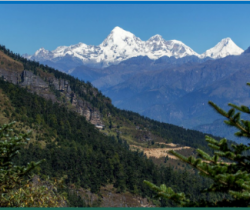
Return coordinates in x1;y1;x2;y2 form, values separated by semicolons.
0;121;67;207
144;83;250;207
0;121;44;206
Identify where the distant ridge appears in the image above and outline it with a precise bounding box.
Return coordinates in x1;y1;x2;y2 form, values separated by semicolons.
244;46;250;54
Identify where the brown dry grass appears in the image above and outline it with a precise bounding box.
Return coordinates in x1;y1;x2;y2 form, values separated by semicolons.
158;142;182;147
131;143;231;166
130;144;191;159
0;51;24;73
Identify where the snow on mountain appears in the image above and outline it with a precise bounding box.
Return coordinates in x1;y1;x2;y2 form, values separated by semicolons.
145;35;200;59
97;26;145;65
23;48;52;60
200;38;244;59
34;48;54;60
24;27;243;69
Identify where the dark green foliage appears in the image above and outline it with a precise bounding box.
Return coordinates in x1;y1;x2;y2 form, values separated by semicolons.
0;122;44;206
144;83;250;207
0;79;218;206
0;44;232;155
164;156;169;163
0;44;232;205
66;188;87;207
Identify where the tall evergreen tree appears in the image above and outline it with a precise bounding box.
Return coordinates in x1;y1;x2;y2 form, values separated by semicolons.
0;122;65;207
144;82;250;207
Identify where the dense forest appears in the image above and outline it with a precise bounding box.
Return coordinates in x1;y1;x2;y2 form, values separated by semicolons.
0;79;227;206
0;44;229;154
0;44;233;206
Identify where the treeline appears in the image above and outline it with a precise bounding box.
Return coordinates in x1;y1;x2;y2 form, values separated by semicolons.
0;79;225;206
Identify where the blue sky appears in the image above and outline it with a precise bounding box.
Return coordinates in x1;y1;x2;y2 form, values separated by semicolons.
0;3;249;55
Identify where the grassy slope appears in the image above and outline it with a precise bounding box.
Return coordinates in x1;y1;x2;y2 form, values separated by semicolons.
0;50;24;72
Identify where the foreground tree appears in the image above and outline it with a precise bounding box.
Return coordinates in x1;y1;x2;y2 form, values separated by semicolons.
0;121;66;207
144;83;250;207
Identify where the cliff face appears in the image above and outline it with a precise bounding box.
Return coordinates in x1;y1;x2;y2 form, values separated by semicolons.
0;68;21;85
0;68;103;127
71;92;103;126
49;78;71;92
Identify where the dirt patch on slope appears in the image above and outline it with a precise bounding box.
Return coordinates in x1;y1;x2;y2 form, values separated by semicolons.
130;144;191;159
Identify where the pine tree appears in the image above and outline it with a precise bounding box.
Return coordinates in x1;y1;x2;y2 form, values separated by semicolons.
0;121;69;207
144;82;250;207
0;121;45;206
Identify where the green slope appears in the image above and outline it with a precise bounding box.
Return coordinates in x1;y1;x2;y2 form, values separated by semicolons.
0;45;230;206
0;44;223;154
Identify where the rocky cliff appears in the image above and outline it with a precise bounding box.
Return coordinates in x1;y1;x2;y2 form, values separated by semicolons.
0;68;103;127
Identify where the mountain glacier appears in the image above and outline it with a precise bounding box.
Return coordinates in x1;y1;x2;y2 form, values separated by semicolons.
24;26;244;69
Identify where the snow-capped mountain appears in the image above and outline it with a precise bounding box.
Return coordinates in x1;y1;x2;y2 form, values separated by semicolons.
96;26;145;65
145;35;200;59
32;47;54;60
24;27;244;69
200;37;244;59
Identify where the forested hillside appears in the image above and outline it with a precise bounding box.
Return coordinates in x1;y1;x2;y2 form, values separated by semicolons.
0;45;231;206
0;44;224;153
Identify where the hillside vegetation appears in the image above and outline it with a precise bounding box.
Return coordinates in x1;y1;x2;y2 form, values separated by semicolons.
0;45;231;206
0;45;222;152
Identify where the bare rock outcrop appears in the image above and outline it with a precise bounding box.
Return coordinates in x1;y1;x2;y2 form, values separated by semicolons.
20;70;49;91
71;93;103;126
0;68;21;85
49;78;71;93
0;68;103;127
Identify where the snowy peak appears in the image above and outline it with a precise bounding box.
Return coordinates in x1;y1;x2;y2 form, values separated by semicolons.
31;47;53;60
147;34;164;41
24;27;244;68
98;27;145;64
164;40;200;58
34;47;49;56
201;38;244;59
221;37;233;45
145;37;199;59
111;26;133;37
146;34;166;51
100;26;142;48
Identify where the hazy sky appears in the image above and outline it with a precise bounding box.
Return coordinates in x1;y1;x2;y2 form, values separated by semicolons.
0;2;249;55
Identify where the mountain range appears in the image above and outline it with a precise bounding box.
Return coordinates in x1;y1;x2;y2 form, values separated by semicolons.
23;26;243;71
62;47;250;143
102;49;250;143
22;27;249;143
